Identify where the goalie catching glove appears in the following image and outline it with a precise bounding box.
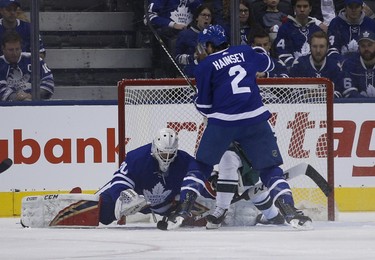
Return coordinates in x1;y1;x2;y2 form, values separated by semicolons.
114;189;150;220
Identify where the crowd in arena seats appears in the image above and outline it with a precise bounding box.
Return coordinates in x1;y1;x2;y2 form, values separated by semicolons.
0;0;54;101
143;0;375;99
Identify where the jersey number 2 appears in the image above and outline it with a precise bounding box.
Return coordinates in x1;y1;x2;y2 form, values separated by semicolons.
229;65;251;94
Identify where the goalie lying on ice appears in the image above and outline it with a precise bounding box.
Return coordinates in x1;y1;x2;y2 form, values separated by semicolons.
98;128;216;228
21;128;311;229
21;128;214;228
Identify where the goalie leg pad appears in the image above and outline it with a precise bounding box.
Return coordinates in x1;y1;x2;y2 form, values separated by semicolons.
21;194;100;228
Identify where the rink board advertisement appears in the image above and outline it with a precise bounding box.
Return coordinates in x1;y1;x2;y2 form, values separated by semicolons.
0;103;374;215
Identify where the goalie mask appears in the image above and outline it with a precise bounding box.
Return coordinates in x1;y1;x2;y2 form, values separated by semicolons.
151;128;178;172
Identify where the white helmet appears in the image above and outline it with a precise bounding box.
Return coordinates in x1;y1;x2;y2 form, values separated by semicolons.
151;128;178;172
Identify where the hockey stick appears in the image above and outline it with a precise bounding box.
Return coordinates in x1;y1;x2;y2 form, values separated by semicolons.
0;158;13;174
144;0;195;88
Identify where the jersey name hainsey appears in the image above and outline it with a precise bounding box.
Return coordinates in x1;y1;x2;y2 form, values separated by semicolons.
194;44;274;127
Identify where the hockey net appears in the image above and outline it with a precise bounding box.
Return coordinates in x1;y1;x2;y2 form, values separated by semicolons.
118;78;335;222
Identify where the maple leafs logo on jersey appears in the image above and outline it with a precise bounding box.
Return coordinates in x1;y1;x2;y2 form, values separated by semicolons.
341;39;359;54
7;66;31;91
143;182;172;206
170;3;192;26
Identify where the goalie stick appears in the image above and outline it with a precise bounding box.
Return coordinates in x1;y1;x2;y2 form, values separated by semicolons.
0;158;13;174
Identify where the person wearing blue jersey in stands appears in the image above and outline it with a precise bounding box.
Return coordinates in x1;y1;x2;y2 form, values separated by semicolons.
193;24;312;229
341;30;375;97
273;0;322;69
0;0;46;58
175;4;213;77
289;30;344;98
327;0;375;61
145;0;203;77
0;31;54;101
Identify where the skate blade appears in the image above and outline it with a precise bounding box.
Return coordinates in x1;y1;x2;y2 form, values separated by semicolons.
206;222;222;230
290;219;314;230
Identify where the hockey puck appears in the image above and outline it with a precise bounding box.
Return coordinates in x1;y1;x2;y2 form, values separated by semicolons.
157;220;168;230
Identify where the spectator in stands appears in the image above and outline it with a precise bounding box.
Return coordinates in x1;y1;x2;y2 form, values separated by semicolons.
0;31;54;101
341;30;375;97
145;0;203;77
273;0;322;69
216;0;263;45
175;4;213;77
327;0;375;61
363;1;375;19
309;0;345;32
251;29;289;78
289;31;344;98
252;0;289;36
0;0;46;58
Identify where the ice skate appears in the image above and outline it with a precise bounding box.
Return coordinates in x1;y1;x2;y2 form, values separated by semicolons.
256;212;285;225
206;206;228;229
276;198;313;230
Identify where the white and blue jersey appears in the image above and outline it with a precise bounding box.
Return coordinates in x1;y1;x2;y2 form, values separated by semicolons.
274;16;322;68
194;44;274;127
99;143;213;224
327;10;375;60
0;19;45;55
289;54;344;98
147;0;202;29
341;53;375;98
0;52;54;101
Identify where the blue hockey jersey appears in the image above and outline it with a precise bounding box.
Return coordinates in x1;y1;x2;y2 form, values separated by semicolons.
175;25;200;77
289;54;344;97
341;53;375;98
274;16;322;67
147;0;203;28
194;44;274;126
0;52;54;101
101;143;213;215
0;19;45;55
327;10;375;60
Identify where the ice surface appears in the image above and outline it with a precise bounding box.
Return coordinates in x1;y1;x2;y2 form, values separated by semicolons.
1;212;375;260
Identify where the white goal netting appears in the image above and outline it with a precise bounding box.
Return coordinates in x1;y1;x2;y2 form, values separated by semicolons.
118;78;335;222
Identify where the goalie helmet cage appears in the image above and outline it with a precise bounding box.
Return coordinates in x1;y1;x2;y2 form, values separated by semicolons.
118;77;335;221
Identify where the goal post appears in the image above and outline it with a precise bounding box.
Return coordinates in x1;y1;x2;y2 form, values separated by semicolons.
118;77;335;221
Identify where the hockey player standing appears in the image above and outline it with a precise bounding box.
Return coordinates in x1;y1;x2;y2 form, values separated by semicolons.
193;24;312;229
341;30;375;97
205;143;285;229
98;128;213;229
328;0;375;61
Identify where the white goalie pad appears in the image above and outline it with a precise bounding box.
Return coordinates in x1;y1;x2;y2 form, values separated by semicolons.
21;194;100;228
